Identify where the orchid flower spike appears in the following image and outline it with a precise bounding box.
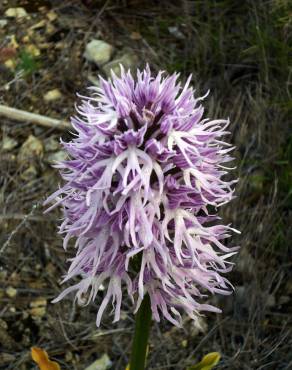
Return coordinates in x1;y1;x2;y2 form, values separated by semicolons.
45;65;239;327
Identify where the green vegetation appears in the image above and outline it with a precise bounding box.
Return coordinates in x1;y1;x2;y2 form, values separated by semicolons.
17;49;40;76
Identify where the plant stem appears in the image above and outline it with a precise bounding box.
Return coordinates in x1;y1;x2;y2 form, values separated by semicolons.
129;294;152;370
0;104;70;130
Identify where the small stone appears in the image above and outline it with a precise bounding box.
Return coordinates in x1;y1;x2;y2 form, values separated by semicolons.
55;41;66;50
46;11;58;22
25;44;41;57
5;7;29;19
29;298;47;317
2;137;18;151
6;286;17;298
46;23;56;35
4;59;17;70
22;311;29;320
30;298;47;308
18;135;43;161
181;339;188;347
168;26;185;39
130;31;142;40
65;351;73;362
84;354;112;370
43;88;62;102
10;272;18;281
44;137;59;152
119;311;127;320
46;150;67;163
84;39;114;66
0;19;8;28
22;35;30;43
0;319;8;330
21;165;38;180
102;50;138;77
29;306;46;317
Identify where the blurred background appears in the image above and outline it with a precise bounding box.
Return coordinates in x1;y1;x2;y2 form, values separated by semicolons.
0;0;291;369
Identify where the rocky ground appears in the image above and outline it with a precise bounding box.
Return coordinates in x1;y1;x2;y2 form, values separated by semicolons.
0;1;291;369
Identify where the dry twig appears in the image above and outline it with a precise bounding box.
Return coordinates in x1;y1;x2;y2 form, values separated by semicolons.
0;104;70;131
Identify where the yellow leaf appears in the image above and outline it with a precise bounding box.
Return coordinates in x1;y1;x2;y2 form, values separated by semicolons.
187;352;221;370
125;365;130;370
31;347;61;370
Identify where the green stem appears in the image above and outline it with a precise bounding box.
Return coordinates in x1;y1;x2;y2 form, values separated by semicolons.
129;294;152;370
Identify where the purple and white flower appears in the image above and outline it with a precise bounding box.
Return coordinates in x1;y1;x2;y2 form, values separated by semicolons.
45;66;239;327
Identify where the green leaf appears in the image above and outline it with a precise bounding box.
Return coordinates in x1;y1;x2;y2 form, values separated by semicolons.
187;352;221;370
16;50;40;76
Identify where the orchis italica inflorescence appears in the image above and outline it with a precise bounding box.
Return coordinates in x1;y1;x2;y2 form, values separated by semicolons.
45;66;239;327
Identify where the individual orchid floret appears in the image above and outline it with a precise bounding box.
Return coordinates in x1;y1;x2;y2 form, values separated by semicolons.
45;65;239;327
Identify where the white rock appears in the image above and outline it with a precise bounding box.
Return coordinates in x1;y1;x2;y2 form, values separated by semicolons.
29;298;47;318
84;40;114;66
18;135;43;161
44;137;59;152
46;150;67;163
43;88;62;102
6;286;17;298
0;19;8;28
84;354;112;370
168;26;185;39
29;306;46;318
2;137;18;151
21;165;38;180
5;7;29;19
103;51;138;77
